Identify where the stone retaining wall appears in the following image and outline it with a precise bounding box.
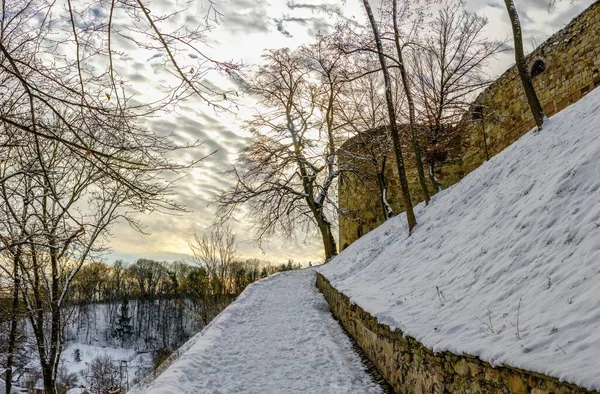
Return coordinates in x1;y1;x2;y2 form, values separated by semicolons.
316;273;596;394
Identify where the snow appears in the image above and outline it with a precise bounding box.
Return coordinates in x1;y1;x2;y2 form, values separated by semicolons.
57;342;152;391
66;389;87;394
129;269;382;394
319;87;600;390
61;343;138;376
33;379;43;390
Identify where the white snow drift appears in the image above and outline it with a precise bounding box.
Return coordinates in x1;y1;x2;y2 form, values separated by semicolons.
320;87;600;390
129;269;382;394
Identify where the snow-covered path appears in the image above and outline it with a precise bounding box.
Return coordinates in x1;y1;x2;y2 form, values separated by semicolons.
130;269;382;394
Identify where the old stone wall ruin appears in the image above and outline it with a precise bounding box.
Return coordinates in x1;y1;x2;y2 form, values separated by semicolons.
339;1;600;249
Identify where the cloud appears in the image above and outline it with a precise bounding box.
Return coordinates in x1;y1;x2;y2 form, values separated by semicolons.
286;1;342;16
219;0;271;34
274;17;294;37
274;15;335;38
147;53;163;61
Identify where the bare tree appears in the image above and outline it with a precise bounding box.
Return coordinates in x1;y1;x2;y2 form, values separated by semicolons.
218;49;340;259
335;7;431;208
389;0;430;205
503;0;545;129
0;111;190;392
0;155;32;394
82;355;121;394
412;1;507;190
361;0;417;232
189;226;238;296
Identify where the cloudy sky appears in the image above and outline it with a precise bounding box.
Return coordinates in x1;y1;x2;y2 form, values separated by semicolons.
106;0;595;266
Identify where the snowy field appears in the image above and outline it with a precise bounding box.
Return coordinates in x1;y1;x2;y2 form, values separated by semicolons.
61;343;151;390
129;269;382;394
61;343;138;376
320;87;600;390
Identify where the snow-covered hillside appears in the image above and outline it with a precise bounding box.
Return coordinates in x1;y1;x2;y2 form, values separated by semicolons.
320;87;600;390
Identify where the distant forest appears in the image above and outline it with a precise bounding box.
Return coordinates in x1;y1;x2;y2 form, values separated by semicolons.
0;255;302;393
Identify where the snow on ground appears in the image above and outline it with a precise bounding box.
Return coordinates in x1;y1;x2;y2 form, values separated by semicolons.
0;379;26;394
320;87;600;390
129;269;382;394
66;389;87;394
61;343;138;376
47;342;151;391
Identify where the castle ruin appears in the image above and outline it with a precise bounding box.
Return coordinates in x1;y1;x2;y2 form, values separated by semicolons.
339;1;600;249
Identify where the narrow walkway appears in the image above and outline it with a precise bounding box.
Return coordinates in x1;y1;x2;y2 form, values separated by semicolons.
131;269;383;394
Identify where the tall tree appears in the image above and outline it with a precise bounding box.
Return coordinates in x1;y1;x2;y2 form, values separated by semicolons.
412;1;506;190
391;0;430;205
189;226;238;296
112;299;134;346
0;153;32;394
503;0;545;129
0;128;126;393
361;0;417;232
218;49;340;259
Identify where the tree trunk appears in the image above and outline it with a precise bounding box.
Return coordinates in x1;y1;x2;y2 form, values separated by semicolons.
377;155;393;220
48;247;61;392
28;245;53;393
317;215;337;260
377;171;393;220
325;83;337;176
392;0;430;205
504;0;545;129
480;110;490;160
42;363;56;394
362;0;417;233
428;162;442;192
5;248;21;394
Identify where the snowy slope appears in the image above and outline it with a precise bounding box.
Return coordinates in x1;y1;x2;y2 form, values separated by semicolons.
129;269;382;394
320;87;600;390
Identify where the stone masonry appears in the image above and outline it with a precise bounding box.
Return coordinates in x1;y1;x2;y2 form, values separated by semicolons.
317;274;598;394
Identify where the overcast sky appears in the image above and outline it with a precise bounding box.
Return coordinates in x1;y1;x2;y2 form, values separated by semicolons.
105;0;595;266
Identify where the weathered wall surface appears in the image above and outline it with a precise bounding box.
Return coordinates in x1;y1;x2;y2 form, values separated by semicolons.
338;129;462;250
316;274;596;394
338;129;405;251
339;1;600;248
462;0;600;174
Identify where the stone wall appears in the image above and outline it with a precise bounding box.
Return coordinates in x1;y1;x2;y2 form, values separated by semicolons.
316;274;597;394
461;0;600;174
339;1;600;248
338;127;463;250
